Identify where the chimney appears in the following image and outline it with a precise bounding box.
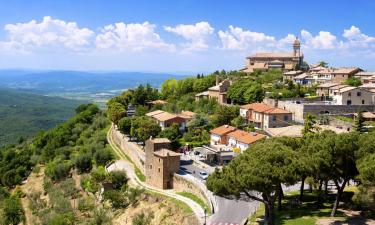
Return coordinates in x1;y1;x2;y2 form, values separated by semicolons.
216;75;219;86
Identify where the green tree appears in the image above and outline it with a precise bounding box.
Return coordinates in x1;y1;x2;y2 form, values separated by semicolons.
302;114;319;136
212;105;239;126
227;80;264;104
230;116;246;128
206;140;299;225
74;153;93;173
355;111;366;133
345;76;362;87
107;102;126;125
317;61;329;68
117;117;132;135
357;153;375;186
161;79;178;99
2;196;25;225
132;117;161;143
94;149;113;166
158;123;181;149
108;170;128;189
305;132;360;216
45;161;72;181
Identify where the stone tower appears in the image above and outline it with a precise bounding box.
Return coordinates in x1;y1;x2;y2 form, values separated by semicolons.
293;37;301;57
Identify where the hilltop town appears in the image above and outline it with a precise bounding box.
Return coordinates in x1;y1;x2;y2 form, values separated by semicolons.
1;38;375;225
101;38;375;225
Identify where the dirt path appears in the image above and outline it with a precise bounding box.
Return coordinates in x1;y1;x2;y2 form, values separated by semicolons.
20;167;45;225
316;209;375;225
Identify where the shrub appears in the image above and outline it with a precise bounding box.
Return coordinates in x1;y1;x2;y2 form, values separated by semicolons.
0;186;10;201
91;166;108;183
45;161;71;181
132;212;154;225
80;175;100;194
74;153;93;173
78;197;95;212
2;196;25;225
108;171;128;190
103;190;128;208
94;149;113;166
58;178;79;199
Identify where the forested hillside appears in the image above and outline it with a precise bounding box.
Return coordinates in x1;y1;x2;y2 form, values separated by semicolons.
0;88;85;147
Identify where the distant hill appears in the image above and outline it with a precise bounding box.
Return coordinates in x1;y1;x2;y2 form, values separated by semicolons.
0;88;85;147
0;70;188;107
0;70;187;93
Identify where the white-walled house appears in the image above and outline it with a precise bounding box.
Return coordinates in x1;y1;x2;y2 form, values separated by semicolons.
331;87;375;105
209;125;236;145
145;110;187;131
209;125;266;154
227;130;266;153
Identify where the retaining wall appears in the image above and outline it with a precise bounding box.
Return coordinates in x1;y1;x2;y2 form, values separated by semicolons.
111;127;145;173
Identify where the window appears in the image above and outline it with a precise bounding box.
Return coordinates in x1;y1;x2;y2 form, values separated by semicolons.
272;116;276;122
150;165;152;169
158;168;161;173
357;92;361;96
347;100;352;105
362;100;365;104
284;115;289;121
348;92;351;97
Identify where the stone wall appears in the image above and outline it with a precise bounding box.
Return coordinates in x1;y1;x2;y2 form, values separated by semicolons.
173;174;213;212
111;127;145;173
275;99;375;123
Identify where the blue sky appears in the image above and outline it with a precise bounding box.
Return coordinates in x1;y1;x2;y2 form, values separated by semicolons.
1;0;375;73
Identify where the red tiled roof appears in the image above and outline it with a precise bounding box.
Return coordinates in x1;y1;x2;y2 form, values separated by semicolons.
210;125;236;136
264;108;291;114
227;130;266;145
240;103;273;112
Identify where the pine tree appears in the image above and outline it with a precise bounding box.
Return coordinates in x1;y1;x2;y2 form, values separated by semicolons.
355;111;365;133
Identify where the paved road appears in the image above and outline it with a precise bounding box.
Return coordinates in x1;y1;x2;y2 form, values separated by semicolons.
180;157;256;225
107;128;206;224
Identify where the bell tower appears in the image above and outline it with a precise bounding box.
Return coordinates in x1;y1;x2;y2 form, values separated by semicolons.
293;37;301;57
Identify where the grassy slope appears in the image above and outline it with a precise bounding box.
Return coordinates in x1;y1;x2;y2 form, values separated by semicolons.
249;191;347;225
0;88;85;147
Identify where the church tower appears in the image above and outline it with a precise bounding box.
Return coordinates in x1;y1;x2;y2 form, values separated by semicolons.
293;37;301;57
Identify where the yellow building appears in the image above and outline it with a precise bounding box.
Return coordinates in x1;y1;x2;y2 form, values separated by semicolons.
241;38;303;73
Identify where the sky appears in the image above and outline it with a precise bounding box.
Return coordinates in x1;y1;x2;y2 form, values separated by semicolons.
0;0;375;73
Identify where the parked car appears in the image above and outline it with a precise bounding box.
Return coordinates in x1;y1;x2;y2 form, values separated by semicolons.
199;171;208;180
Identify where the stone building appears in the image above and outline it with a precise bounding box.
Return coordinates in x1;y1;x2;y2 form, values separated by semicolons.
145;110;187;131
145;138;181;189
241;37;303;73
195;76;231;105
239;103;292;129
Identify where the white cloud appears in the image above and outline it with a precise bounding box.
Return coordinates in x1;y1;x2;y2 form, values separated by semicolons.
95;22;174;51
341;25;375;49
2;16;94;52
301;30;337;49
218;25;276;50
164;21;214;51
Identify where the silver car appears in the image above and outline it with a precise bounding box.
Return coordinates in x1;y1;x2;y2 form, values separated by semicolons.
199;171;208;180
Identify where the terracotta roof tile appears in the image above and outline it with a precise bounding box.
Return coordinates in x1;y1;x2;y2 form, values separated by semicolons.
240;103;273;112
210;125;236;136
227;130;266;145
152;112;181;122
264;108;291;114
145;110;165;117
